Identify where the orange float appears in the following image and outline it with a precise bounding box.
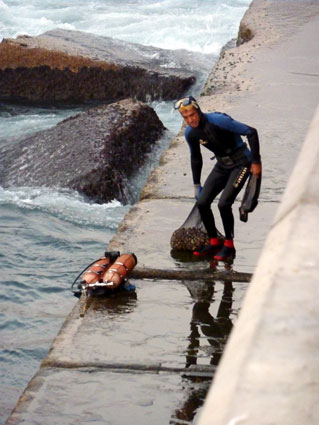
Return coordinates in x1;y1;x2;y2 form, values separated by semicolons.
81;254;118;286
72;251;137;296
102;253;137;289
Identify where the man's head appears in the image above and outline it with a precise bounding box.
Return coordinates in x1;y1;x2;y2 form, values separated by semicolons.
174;96;201;128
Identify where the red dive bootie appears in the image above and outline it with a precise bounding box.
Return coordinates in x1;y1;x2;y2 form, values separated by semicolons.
214;239;236;262
193;237;223;257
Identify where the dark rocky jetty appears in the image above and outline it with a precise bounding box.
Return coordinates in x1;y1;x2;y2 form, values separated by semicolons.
0;99;165;203
0;29;200;105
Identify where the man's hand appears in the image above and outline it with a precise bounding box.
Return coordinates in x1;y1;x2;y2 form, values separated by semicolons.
251;163;262;176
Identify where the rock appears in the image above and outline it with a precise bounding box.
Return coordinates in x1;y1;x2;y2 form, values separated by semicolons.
237;22;255;46
0;99;165;204
0;29;200;105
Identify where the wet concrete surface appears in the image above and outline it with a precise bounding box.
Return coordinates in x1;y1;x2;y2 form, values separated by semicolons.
8;190;267;424
7;279;244;425
44;280;239;369
8;368;211;425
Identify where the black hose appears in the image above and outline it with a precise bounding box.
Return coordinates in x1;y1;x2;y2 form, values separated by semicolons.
70;257;101;293
70;251;120;293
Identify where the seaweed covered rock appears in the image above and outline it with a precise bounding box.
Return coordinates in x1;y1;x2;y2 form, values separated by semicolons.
0;99;165;204
0;29;198;105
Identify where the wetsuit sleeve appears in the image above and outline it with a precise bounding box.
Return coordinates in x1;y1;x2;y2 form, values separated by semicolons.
211;113;261;163
246;127;261;164
185;128;203;184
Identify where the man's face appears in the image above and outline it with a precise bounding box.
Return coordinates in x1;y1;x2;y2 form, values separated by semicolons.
180;106;200;128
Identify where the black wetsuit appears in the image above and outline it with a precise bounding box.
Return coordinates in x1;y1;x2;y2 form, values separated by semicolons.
185;112;261;240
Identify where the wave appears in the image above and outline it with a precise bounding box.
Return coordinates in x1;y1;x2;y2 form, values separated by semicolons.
0;0;250;55
0;186;129;228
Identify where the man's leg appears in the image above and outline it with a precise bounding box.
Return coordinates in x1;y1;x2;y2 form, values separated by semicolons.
194;164;229;256
218;165;250;239
197;163;229;238
214;165;250;261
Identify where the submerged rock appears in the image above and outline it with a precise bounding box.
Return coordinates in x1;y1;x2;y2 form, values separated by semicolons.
0;99;166;203
0;29;198;105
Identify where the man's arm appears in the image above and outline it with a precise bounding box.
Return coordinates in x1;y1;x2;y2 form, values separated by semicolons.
245;127;261;163
185;129;203;185
210;113;261;175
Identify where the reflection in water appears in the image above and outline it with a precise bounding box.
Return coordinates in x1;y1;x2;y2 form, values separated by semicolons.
185;281;234;368
170;376;211;425
83;288;137;318
170;250;204;263
171;281;234;425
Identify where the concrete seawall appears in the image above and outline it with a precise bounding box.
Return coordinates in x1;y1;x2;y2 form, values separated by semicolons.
5;0;319;424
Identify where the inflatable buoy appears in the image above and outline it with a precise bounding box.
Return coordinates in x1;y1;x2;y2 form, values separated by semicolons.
72;251;137;296
102;253;137;289
81;251;119;286
81;258;113;285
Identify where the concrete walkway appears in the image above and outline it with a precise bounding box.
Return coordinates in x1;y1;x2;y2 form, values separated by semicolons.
5;1;319;424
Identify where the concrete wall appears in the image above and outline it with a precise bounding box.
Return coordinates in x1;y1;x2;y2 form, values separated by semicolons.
197;106;319;424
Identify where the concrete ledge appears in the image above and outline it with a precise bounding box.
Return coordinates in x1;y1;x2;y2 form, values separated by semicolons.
197;107;319;424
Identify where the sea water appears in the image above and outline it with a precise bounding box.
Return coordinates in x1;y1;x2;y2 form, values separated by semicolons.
0;1;251;423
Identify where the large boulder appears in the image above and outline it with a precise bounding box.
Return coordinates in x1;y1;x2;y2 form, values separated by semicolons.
0;29;200;105
0;99;165;203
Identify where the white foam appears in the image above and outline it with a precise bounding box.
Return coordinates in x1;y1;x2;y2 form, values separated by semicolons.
0;0;8;9
0;108;79;145
0;186;128;227
1;0;250;54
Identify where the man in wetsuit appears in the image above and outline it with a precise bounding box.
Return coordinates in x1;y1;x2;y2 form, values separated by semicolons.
174;96;262;261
